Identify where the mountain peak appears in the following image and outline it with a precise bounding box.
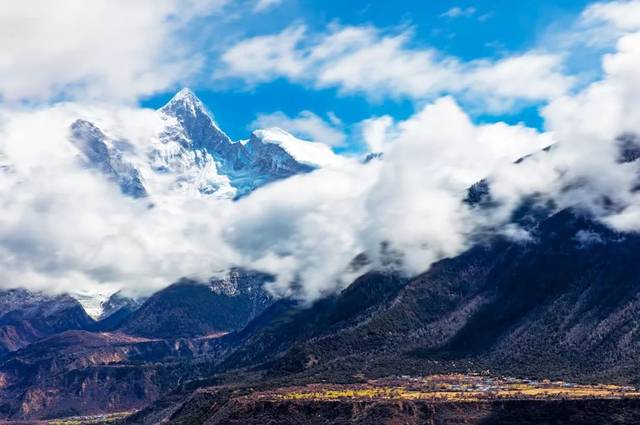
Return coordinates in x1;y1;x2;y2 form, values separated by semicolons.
252;126;292;139
173;87;199;102
159;87;207;118
251;127;342;168
158;87;232;146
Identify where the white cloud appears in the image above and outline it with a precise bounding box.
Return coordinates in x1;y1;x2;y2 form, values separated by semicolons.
477;24;640;234
360;115;395;153
540;0;640;57
0;0;229;103
217;25;308;83
361;97;551;274
0;95;549;301
254;0;284;12
251;110;345;146
581;0;640;31
464;53;574;112
0;104;239;296
11;31;640;302
440;6;476;18
217;24;574;112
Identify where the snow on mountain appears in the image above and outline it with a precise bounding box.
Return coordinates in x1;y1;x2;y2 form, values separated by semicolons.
71;290;112;320
65;289;144;321
251;127;344;168
70;119;147;198
69;88;330;200
98;291;145;320
0;288;54;316
157;88;318;197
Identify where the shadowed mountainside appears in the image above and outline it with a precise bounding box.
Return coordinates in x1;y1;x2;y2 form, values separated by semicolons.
181;209;640;387
123;206;640;423
120;270;273;339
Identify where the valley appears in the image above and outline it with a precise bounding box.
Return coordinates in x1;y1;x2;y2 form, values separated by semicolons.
7;375;640;424
122;375;640;425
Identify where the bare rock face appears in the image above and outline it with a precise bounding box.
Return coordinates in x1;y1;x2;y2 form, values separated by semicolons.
0;289;94;356
70;119;147;198
0;330;224;419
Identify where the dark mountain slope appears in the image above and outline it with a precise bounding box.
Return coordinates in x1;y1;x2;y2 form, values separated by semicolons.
0;290;94;356
120;270;274;339
213;272;407;375
203;209;640;385
0;330;227;419
125;207;640;423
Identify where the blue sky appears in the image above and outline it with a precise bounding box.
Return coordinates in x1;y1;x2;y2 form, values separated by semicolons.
142;0;599;150
0;0;620;153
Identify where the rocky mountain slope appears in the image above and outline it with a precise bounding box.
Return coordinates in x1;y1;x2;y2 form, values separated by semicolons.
0;289;94;356
203;208;640;385
0;330;209;419
120;269;274;339
0;270;274;419
4;204;640;422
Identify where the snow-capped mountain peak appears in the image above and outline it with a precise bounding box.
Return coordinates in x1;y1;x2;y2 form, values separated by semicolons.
68;89;332;200
159;87;231;145
251;127;342;168
160;87;205;118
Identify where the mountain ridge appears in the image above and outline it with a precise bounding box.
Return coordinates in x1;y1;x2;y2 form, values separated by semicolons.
68;88;324;201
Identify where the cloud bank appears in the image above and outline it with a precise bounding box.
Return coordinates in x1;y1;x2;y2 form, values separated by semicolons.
0;0;229;103
0;96;550;301
3;1;640;303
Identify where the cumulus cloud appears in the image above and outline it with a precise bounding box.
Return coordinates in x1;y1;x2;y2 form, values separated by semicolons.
0;94;550;301
360;115;395;153
251;110;345;146
254;0;284;12
581;0;640;31
0;0;229;103
0;105;240;297
475;22;640;235
5;35;637;302
361;98;553;271
217;24;574;112
440;6;476;19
